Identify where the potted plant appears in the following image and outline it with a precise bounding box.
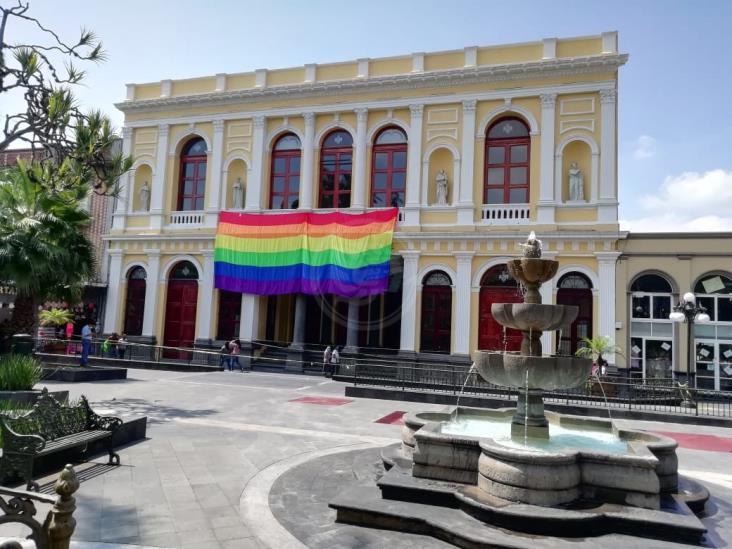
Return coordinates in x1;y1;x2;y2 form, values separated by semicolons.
576;336;624;397
38;308;74;352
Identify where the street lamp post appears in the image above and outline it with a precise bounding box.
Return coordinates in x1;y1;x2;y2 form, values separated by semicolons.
669;292;710;389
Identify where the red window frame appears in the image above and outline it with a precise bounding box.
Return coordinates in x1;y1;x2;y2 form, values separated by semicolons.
370;128;407;208
319;131;352;209
177;139;207;211
483;118;530;205
270;135;301;209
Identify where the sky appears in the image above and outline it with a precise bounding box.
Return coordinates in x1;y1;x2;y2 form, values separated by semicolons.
4;0;732;232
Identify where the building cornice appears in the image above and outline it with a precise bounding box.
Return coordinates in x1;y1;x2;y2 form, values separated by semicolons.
116;54;627;115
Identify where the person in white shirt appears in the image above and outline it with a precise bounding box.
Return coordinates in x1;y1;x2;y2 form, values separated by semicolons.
80;321;93;366
330;346;341;377
323;346;332;376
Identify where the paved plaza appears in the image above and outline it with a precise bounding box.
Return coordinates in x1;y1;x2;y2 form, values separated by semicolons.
3;368;732;548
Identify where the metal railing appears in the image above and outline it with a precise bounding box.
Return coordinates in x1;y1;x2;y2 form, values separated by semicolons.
350;361;732;419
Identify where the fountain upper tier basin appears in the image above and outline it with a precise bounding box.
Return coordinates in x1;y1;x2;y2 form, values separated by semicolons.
475;350;592;390
507;257;558;286
491;303;578;332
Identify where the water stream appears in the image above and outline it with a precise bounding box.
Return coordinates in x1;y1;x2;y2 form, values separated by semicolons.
592;373;613;421
454;362;477;419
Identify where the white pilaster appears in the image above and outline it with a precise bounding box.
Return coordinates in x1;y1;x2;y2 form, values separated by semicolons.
455;252;474;355
404;104;423;225
103;249;123;334
149;124;169;229
539;251;557;353
112;126;133;230
542;38;557;59
125;84;135;101
141;250;161;338
299;112;315;210
215;73;227;92
352;108;368;210
245;115;265;210
239;294;260;342
304;64;316;83
411;52;424;73
400;251;420;352
254;69;267;88
537;93;556;224
206;119;225;227
601;31;618;54
457;99;477;225
196;250;215;341
357;58;369;78
597;252;621;363
464;46;477;67
599;89;617;202
160;80;171;98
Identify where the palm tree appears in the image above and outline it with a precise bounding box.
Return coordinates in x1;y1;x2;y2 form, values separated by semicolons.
0;161;95;334
575;336;624;368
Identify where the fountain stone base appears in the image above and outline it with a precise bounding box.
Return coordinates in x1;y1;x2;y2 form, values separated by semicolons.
513;389;549;435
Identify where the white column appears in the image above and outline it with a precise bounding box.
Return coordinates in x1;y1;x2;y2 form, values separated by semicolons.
299;112;315;210
399;251;420;352
112;127;133;230
196;250;215;341
205;119;225;227
454;253;474;355
539;251;557;353
239;294;260;342
457;99;477;225
149;124;169;229
245;115;265;210
598;89;618;223
404;104;423;225
103;249;123;334
352;108;368;210
142;249;161;338
537;93;556;224
597;252;620;364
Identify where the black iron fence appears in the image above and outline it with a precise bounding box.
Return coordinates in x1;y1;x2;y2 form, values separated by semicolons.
349;360;732;419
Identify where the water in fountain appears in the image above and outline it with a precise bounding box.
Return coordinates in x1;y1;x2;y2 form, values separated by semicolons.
592;372;613;421
453;362;477;419
524;369;529;445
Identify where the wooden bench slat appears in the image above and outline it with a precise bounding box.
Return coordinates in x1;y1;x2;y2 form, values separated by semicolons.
38;431;111;455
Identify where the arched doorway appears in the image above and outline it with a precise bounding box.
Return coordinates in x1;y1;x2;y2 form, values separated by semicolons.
420;271;452;353
556;272;593;355
479;265;522;351
163;261;199;358
123;266;146;336
629;273;674;380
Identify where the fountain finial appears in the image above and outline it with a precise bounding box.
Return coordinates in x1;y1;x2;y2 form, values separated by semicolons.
520;231;542;258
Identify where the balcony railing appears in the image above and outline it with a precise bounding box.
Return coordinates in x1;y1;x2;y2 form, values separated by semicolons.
168;211;205;226
480;204;531;224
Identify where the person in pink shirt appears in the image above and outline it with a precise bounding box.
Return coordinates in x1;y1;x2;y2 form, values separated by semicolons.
229;338;243;371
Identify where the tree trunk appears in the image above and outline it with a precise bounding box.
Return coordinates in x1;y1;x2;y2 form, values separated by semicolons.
11;292;37;335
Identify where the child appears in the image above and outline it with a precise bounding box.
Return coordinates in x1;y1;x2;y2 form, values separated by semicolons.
117;334;128;359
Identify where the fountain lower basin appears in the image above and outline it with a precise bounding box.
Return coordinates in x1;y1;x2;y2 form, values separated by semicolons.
402;407;678;510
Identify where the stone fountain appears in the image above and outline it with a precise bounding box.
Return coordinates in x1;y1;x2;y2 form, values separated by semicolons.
330;233;710;546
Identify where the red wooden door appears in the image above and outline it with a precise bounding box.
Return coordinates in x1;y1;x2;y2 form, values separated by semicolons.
479;287;523;351
420;286;451;353
163;280;198;358
557;288;592;355
123;279;146;336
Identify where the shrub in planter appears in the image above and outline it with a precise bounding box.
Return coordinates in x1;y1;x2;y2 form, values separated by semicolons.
0;354;42;391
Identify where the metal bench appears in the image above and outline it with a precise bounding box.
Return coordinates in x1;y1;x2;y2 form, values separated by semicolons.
0;389;121;491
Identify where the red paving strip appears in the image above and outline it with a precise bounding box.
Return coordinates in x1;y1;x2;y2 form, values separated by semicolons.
375;411;406;425
288;396;353;406
652;431;732;452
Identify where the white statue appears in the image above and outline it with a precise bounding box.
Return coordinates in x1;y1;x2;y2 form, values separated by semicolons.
568;162;584;202
138;181;150;211
232;177;244;209
435;169;448;206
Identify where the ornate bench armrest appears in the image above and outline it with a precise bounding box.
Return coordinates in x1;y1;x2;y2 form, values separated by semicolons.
0;418;46;455
80;396;123;432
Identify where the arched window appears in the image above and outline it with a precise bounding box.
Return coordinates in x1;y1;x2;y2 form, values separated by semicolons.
178;138;207;211
319;130;353;208
693;273;732;390
123;267;146;336
557;272;593;356
478;265;522;351
371;127;407;208
629;273;674;380
484;117;530;204
270;134;301;209
421;270;452;353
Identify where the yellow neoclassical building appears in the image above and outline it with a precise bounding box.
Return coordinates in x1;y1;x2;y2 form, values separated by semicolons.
102;31;731;387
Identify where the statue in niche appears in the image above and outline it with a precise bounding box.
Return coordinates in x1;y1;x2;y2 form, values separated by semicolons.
232;177;244;209
138;181;150;211
568;162;585;202
435;169;448;206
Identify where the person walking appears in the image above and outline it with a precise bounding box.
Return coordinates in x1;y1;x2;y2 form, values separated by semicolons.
323;345;332;377
229;338;243;371
80;321;92;366
330;345;341;377
117;334;128;359
219;341;230;371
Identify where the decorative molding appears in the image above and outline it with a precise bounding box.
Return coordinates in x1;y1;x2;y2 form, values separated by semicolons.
427;107;459;125
118;55;628;113
462;99;477;113
303;112;315;125
427;128;458;141
555;132;600;155
599;88;617;104
477;103;540;137
168;126;211;155
560;97;595;116
409;104;424;117
365;117;410;144
539;93;557;107
560;118;595;133
253;115;265;129
355;108;368;123
212;119;225;132
314;120;356;146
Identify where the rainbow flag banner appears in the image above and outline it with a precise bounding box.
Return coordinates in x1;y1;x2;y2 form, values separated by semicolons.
214;208;399;298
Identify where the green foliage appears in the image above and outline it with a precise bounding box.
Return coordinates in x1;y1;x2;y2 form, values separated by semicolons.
39;308;74;327
575;336;624;365
0;354;42;391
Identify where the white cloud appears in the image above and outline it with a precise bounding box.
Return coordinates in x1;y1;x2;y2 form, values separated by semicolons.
633;135;657;159
621;169;732;232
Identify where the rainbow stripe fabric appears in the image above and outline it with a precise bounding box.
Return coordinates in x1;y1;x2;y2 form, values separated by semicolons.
214;208;399;298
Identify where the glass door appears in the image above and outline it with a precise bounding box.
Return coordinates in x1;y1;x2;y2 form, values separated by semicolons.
631;337;673;380
696;340;732;391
